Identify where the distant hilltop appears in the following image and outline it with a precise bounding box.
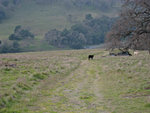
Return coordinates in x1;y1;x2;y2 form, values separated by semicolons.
0;0;122;22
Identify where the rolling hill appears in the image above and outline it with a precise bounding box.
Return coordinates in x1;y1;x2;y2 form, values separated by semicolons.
0;0;121;39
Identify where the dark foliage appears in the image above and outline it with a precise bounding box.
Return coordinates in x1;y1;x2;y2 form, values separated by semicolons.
9;25;34;41
106;0;150;53
85;14;93;20
45;15;116;49
0;25;34;53
1;1;9;7
0;0;21;22
109;50;132;56
0;41;20;53
0;11;6;22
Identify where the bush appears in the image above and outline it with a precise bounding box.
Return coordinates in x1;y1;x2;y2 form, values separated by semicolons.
0;40;21;53
33;73;47;80
17;82;31;90
0;11;6;22
9;25;34;41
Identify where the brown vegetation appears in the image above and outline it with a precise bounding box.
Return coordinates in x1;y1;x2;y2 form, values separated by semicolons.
106;0;150;53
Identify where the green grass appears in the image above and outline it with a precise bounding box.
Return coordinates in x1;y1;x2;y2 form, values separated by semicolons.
95;51;150;113
0;49;149;113
19;39;58;52
0;50;83;113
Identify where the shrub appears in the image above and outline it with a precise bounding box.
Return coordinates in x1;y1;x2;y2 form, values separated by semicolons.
33;73;46;80
9;25;34;41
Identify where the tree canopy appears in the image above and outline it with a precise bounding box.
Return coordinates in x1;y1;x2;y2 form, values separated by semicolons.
106;0;150;52
9;25;34;41
45;15;115;49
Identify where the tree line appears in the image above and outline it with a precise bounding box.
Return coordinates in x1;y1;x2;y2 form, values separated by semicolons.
0;15;115;53
0;25;34;53
45;14;116;49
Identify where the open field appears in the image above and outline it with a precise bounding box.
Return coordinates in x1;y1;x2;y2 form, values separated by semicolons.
0;49;150;113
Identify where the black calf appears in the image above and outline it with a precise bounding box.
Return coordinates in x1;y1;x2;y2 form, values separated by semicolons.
88;55;94;60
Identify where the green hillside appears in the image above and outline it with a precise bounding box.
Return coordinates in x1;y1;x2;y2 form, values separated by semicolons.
0;49;150;113
0;0;120;39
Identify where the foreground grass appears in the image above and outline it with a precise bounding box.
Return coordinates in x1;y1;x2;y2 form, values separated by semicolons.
96;51;150;113
0;49;150;113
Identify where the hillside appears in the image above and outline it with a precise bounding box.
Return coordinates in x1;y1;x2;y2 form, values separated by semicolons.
0;49;150;113
0;0;121;39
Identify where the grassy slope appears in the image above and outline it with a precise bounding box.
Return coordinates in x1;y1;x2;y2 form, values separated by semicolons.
0;49;150;113
0;0;118;39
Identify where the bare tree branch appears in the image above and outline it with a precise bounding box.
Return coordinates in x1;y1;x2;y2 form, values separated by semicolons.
106;0;150;53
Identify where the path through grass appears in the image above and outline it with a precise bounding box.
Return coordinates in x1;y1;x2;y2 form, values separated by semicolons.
0;50;150;113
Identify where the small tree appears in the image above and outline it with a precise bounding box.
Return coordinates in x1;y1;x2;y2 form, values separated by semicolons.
85;14;93;20
9;25;34;41
44;29;62;47
0;40;20;53
0;11;6;22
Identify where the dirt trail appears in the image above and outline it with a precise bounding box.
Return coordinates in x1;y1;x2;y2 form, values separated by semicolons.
29;59;108;113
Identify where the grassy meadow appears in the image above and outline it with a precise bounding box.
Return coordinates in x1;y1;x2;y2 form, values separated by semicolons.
0;49;150;113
